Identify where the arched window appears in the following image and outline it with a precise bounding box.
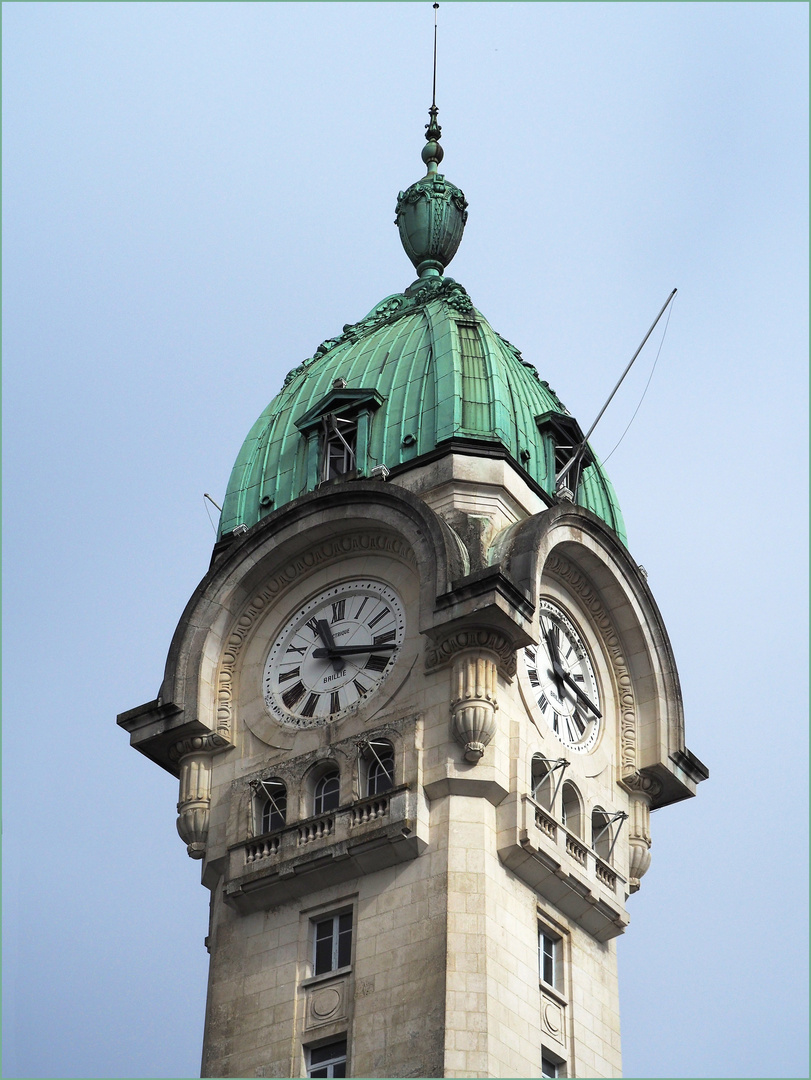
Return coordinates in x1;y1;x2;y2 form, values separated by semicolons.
592;807;612;861
314;769;341;816
529;760;557;812
363;740;395;797
560;781;583;837
259;779;287;834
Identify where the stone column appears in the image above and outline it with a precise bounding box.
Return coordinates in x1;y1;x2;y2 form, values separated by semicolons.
450;650;499;763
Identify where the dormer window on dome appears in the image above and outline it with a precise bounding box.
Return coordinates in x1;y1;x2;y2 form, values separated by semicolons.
535;411;596;500
295;384;384;490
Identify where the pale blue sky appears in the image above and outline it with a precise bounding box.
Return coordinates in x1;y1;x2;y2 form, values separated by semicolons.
3;3;808;1078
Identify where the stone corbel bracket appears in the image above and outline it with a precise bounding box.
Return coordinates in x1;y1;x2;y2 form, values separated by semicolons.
449;649;500;762
619;770;663;892
170;734;231;860
423;551;535;767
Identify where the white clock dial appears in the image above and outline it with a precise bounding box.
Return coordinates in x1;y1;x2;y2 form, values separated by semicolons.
263;580;406;727
523;600;601;752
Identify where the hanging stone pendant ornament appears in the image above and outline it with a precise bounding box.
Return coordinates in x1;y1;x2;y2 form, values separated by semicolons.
395;105;468;281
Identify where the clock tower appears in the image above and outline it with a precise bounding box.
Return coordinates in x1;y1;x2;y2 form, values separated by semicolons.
119;106;707;1079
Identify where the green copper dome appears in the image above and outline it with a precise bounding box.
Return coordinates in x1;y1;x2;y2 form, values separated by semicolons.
218;274;625;545
218;106;625;546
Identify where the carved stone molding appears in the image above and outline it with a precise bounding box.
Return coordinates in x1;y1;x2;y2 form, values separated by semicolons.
426;628;516;679
620;770;663;800
168;733;230;763
450;651;499;763
216;532;416;740
546;552;638;775
304;977;349;1030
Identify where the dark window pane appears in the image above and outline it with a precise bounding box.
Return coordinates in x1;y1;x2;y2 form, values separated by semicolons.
315;770;340;815
337;914;352;967
314;921;333;975
332;1063;346;1078
541;1055;558;1078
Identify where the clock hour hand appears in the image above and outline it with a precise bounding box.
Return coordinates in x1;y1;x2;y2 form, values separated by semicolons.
312;642;397;658
552;661;602;718
315;619;345;672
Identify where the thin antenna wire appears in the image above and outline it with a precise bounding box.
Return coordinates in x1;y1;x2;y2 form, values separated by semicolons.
432;3;439;108
599;299;675;467
203;492;221;535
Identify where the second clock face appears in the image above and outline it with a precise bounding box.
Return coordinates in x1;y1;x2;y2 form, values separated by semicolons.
523;599;602;752
263;580;406;727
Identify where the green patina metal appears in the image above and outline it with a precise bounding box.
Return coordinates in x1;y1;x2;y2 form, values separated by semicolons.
218;275;626;545
218;103;626;546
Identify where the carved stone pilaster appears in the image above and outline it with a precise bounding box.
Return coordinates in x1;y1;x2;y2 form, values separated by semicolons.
450;651;499;763
172;738;222;860
620;772;662;893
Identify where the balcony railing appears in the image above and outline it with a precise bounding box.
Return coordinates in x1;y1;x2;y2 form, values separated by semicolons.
498;793;629;943
225;785;424;915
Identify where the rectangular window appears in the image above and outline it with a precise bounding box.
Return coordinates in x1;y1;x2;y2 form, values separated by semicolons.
539;927;558;987
308;1039;347;1078
541;1052;559;1078
313;912;352;975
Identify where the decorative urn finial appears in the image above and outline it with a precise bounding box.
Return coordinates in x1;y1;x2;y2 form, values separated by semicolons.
395;104;469;281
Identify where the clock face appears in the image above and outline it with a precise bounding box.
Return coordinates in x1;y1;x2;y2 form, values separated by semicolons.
263;580;406;727
523;599;601;752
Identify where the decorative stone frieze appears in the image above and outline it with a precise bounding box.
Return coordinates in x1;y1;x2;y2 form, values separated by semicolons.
168;733;229;762
450;650;499;762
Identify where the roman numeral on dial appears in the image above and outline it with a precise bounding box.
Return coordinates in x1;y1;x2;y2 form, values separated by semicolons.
282;681;306;708
278;666;300;683
365;654;389;673
300;693;319;718
367;607;390;629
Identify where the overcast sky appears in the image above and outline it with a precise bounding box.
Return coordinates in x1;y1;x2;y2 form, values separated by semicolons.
3;3;808;1079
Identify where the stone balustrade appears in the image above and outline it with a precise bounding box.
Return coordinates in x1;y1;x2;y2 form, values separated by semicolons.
498;792;629;942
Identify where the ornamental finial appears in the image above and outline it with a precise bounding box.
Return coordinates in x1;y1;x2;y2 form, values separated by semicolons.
394;1;468;283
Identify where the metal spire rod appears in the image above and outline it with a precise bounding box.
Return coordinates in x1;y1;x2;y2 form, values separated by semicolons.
556;288;678;488
432;3;439;108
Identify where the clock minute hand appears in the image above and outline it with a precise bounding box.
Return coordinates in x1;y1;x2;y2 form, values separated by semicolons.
552;661;602;718
312;642;398;658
